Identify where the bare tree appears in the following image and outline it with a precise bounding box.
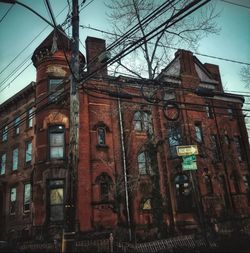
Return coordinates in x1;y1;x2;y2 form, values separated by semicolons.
240;66;250;88
105;0;220;79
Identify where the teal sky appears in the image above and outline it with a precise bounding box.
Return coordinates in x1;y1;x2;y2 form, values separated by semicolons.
0;0;249;105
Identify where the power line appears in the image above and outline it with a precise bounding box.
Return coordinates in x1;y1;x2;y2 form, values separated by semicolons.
221;0;250;9
81;25;250;66
0;4;68;89
0;4;14;24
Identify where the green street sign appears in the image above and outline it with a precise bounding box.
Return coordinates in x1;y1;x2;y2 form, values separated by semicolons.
182;162;197;171
182;155;196;164
182;155;197;171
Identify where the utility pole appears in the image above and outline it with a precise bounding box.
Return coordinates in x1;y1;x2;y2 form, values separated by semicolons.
62;0;79;252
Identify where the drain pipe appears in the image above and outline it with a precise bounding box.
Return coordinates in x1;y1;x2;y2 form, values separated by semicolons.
118;96;132;241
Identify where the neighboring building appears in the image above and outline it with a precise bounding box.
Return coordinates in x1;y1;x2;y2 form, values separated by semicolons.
0;82;35;240
0;28;250;243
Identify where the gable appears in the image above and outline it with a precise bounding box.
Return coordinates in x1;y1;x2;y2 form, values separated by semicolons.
194;62;219;85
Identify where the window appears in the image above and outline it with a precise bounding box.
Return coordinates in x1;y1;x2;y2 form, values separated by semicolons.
12;148;18;171
10;187;17;214
195;122;203;143
227;104;236;120
2;125;8;141
224;135;230;146
0;153;6;175
204;175;213;194
205;104;213;118
27;108;33;128
231;171;240;193
219;175;230;208
234;136;245;161
174;174;193;213
23;183;31;212
141;198;152;210
49;125;65;159
133;111;152;133
95;173;113;202
49;79;63;102
242;175;250;206
137;152;154;175
100;182;109;201
167;122;182;158
97;127;106;146
211;135;220;162
25;141;32;164
48;180;64;222
14;116;20;135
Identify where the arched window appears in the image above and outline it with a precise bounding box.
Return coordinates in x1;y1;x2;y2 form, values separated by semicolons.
95;173;113;202
133;111;152;133
174;174;193;213
137;152;154;175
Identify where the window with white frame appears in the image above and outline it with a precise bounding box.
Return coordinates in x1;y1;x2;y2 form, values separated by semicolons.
48;79;64;102
27;108;33;128
0;153;6;175
133;111;153;133
49;125;65;159
14;116;20;135
23;183;31;212
137;152;154;175
2;125;8;141
12;148;18;171
25;141;32;164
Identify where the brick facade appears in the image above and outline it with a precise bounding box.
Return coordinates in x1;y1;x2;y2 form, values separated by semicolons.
0;30;250;243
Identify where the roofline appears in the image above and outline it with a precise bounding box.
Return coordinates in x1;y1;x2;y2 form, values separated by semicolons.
0;82;36;110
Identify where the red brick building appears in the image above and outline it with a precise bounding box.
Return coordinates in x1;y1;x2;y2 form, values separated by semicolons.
0;29;250;243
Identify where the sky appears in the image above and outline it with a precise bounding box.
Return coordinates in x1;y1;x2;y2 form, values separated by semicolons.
0;0;249;107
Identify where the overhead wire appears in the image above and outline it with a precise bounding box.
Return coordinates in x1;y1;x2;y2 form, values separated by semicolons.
0;4;69;94
80;25;250;66
0;4;14;24
0;0;249;138
221;0;250;9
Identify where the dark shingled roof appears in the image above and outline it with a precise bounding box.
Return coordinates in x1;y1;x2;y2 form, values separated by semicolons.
31;26;72;63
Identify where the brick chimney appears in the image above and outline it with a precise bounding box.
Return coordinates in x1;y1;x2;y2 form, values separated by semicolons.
175;49;197;77
204;63;223;92
85;36;108;76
